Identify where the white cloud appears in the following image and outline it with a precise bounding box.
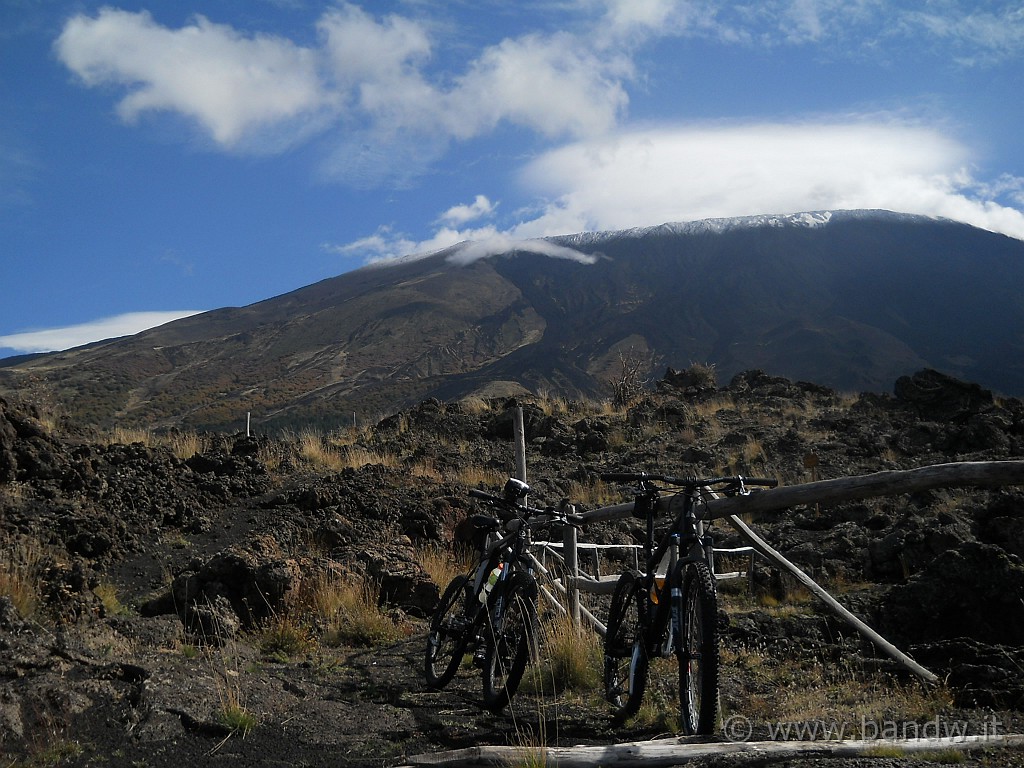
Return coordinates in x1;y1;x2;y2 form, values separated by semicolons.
333;120;1024;264
447;236;597;266
0;311;204;354
901;4;1024;64
55;4;629;160
53;2;1024;176
333;226;596;267
514;122;1024;240
438;195;496;226
447;32;630;139
597;0;679;33
54;9;329;149
318;4;432;90
328;222;491;263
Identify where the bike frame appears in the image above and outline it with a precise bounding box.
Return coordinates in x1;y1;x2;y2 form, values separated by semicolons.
635;486;713;655
482;519;535;623
461;489;567;631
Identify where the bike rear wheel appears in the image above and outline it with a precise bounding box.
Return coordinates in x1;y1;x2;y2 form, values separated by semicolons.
481;571;539;711
603;570;647;722
424;574;471;689
677;561;720;735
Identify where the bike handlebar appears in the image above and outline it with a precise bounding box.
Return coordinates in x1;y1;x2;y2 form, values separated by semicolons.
468;488;586;527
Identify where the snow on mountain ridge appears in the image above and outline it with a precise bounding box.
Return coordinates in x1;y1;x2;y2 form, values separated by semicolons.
385;209;944;269
557;209;940;248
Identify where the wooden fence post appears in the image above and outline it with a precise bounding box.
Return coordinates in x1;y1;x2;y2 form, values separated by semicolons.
513;407;527;501
563;511;581;626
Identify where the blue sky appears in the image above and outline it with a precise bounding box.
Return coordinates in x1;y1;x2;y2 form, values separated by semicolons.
2;1;1023;358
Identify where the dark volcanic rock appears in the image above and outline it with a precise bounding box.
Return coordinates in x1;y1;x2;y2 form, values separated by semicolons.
2;369;1024;766
878;541;1024;647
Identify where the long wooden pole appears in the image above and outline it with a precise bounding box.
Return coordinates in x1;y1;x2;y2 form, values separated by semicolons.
726;513;938;682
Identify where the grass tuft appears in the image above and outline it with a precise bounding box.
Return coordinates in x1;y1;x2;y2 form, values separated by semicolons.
308;571;403;648
417;543;472;590
539;615;601;693
0;533;47;620
167;430;204;459
219;701;258;738
256;612;317;661
919;748;967;764
297;429;344;471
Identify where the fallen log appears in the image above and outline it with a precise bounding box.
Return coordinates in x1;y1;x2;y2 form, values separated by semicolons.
402;733;1024;768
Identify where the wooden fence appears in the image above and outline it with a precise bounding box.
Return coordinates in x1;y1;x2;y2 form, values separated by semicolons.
518;438;1024;682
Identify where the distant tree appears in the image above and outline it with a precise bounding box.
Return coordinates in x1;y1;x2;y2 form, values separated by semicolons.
609;349;650;409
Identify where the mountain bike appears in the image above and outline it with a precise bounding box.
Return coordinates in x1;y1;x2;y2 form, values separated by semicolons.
424;478;582;711
601;472;777;734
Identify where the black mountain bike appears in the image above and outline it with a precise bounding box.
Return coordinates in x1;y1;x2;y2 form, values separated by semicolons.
601;472;777;734
424;478;581;711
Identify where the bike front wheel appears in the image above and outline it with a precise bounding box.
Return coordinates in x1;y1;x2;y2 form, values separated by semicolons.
603;569;647;722
424;574;471;689
481;571;539;711
677;561;720;735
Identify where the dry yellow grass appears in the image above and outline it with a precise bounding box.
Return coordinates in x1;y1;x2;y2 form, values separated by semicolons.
106;425;153;446
410;457;444;481
565;478;620;508
538;614;602;693
452;465;508;489
692;394;735;419
166;431;204;460
255;612;316;661
417;543;472;589
94;582;130;617
307;571;403;647
720;643;954;727
341;445;398;470
457;396;494;415
206;643;259;737
0;533;47;620
297;429;344;470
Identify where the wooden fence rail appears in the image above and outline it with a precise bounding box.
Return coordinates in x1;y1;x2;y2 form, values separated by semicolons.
506;404;1024;682
547;460;1024;682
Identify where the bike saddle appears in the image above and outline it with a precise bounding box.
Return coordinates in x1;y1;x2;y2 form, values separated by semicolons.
467;514;502;533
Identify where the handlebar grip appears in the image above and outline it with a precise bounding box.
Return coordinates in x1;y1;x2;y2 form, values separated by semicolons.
743;477;779;488
469;488;500;502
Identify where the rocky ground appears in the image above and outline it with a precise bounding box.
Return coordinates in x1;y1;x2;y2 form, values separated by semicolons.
2;367;1024;767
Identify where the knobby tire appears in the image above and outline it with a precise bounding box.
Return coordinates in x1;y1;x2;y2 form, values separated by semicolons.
481;571;539;712
424;574;471;689
678;561;720;735
604;570;647;722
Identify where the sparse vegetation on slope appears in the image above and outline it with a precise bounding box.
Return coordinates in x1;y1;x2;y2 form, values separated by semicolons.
1;365;1023;766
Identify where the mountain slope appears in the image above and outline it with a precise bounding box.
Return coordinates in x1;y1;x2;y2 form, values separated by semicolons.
3;210;1023;430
